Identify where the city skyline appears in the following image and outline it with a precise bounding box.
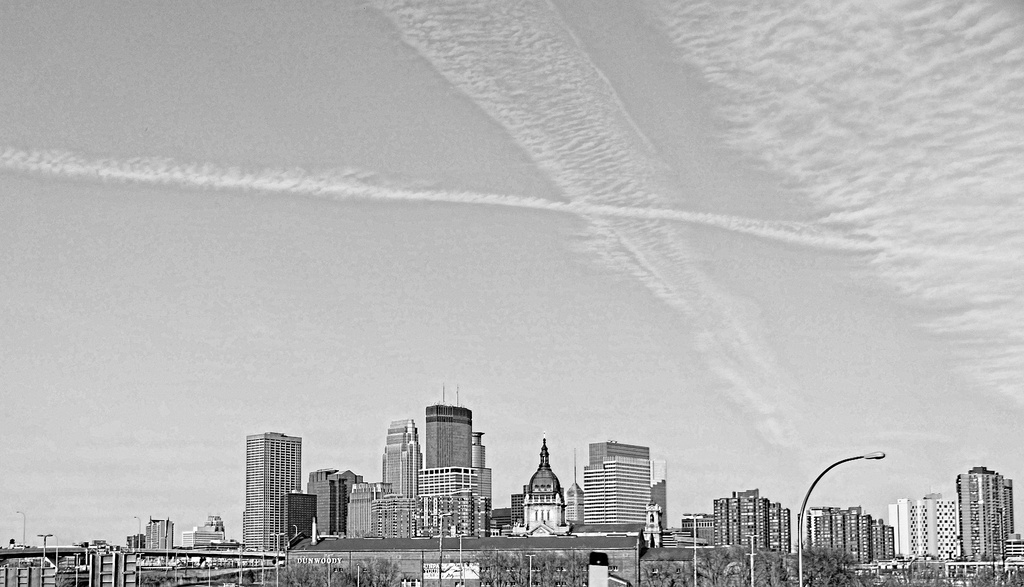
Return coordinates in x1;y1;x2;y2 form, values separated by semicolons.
4;1;1024;551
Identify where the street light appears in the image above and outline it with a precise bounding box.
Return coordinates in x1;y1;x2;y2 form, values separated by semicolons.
38;534;53;569
797;452;885;587
133;516;142;550
525;554;535;587
16;511;26;547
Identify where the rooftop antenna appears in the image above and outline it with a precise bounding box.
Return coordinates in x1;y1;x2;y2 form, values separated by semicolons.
573;448;578;484
442;383;446;404
457;385;460;406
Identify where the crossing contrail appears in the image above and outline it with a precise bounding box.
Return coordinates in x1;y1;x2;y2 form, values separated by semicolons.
1;147;874;253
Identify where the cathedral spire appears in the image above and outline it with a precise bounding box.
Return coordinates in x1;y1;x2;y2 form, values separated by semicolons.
540;437;550;469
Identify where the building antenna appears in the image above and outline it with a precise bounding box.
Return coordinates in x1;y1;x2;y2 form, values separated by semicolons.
457;385;460;407
442;383;446;404
573;448;578;484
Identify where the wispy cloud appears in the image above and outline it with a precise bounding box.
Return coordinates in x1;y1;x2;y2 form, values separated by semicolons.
2;142;820;445
367;0;828;445
0;147;866;252
650;0;1024;404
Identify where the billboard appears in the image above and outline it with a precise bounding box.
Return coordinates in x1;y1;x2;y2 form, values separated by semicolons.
422;563;480;580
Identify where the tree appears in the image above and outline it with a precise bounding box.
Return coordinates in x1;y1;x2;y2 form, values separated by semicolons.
801;548;867;587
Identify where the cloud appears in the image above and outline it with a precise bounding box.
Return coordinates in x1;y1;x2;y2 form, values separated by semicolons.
650;0;1024;404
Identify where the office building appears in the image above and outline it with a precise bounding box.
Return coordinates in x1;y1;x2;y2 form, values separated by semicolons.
957;466;1015;560
146;518;174;549
281;492;317;541
566;482;584;524
382;419;422;498
511;493;524;525
425;404;473;468
243;432;302;550
490;508;512;536
583;441;652;524
651;459;667;522
307;469;363;536
181;516;227;548
888;494;960;559
348;482;394;538
713;489;790;552
419;403;491;537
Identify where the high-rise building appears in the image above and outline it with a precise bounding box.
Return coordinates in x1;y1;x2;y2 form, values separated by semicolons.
872;518;896;561
651;459;667;522
425;404;473;468
372;495;420;538
146;518;175;549
348;482;394;538
583;441;652;524
713;489;791;552
511;493;525;526
419;403;490;537
243;432;302;550
566;482;585;524
957;466;1015;560
888;494;960;559
126;534;145;549
307;469;363;536
282;492;317;541
808;506;889;563
382;419;422;498
181;516;227;548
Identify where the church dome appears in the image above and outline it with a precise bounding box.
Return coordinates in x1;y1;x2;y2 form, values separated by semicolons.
527;438;562;495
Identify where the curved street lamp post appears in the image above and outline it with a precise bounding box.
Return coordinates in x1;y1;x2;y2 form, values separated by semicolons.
797;452;886;587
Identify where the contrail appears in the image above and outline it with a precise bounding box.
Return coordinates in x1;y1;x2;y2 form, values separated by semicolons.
1;147;874;252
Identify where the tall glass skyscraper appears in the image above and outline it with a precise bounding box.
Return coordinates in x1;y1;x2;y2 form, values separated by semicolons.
382;419;422;498
425;404;473;468
243;432;302;550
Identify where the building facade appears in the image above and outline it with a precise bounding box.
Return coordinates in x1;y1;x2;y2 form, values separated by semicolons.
513;438;570;535
419;467;491;537
282;492;317;542
243;432;302;550
307;469;362;536
958;466;1015;561
145;518;174;550
181;516;226;548
713;489;791;552
808;506;894;563
424;404;473;468
382;419;422;499
347;482;394;538
889;494;960;559
583;441;652;524
372;495;420;538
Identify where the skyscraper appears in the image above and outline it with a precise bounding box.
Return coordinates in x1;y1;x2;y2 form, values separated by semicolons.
146;518;174;549
307;469;362;536
651;459;667;522
419;403;490;536
347;482;394;537
713;489;791;552
583;440;651;524
425;404;473;468
957;466;1014;560
382;419;422;498
243;432;302;550
281;492;317;541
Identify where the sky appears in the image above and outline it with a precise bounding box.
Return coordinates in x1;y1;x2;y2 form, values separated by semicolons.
2;0;1023;546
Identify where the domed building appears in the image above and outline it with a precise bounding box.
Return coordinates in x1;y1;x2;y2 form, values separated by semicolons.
512;437;572;536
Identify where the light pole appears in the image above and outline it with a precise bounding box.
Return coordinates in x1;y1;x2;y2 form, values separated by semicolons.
525;554;535;587
748;536;755;587
274;532;287;587
16;511;26;547
38;534;53;569
133;516;142;550
797;452;885;587
691;516;699;587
